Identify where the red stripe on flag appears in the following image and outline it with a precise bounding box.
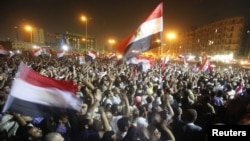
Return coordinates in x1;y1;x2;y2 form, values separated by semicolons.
117;2;163;59
17;62;75;93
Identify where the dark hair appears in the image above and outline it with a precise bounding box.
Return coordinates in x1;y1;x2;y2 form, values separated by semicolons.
216;90;223;97
138;105;146;117
111;104;119;115
104;90;112;97
146;96;153;103
203;95;211;103
184;108;197;122
101;131;115;141
117;117;130;132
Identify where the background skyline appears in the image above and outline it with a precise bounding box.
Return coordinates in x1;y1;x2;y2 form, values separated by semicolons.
0;0;249;47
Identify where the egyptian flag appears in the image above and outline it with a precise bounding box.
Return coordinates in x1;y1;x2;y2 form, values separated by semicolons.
31;48;42;56
0;45;9;55
179;54;188;68
107;53;116;59
8;51;15;59
199;56;212;73
87;50;99;60
57;50;65;58
235;84;243;95
118;2;163;60
2;62;82;117
161;56;169;70
128;56;154;72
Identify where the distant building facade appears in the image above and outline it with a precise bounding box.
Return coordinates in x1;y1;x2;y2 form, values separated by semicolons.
63;32;97;52
32;27;45;44
11;27;45;50
178;16;250;58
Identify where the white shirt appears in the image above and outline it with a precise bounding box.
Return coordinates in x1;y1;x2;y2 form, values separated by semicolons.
110;115;123;133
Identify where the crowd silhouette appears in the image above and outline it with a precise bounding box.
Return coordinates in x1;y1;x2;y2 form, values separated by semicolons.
0;51;250;141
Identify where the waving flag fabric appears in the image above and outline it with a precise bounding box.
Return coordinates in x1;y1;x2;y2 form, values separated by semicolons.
87;50;99;60
57;50;65;58
118;2;163;60
179;54;188;68
235;84;243;95
31;48;42;56
2;62;82;117
199;56;212;73
161;56;169;69
127;56;155;72
0;45;9;55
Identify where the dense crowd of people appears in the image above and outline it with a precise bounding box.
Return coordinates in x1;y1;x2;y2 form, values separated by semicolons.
0;51;250;141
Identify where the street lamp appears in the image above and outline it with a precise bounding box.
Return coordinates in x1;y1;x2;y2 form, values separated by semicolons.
14;26;18;41
108;39;116;53
167;32;176;55
155;39;161;57
80;16;88;51
25;25;33;44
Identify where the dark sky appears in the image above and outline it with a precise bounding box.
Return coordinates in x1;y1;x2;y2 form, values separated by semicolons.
0;0;249;46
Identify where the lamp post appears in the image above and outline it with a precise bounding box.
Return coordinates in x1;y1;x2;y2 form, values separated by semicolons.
167;32;176;55
14;26;18;41
80;16;88;51
156;39;161;57
108;39;116;53
25;25;33;44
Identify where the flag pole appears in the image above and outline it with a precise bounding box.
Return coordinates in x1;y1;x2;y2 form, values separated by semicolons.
159;2;163;87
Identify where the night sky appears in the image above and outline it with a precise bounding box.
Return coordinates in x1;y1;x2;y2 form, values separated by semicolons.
0;0;249;46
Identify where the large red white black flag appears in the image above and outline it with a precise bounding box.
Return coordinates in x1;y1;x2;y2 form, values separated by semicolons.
2;62;82;117
118;2;163;60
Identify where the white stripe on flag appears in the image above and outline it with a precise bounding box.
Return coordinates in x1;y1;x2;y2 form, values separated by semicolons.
0;49;9;55
129;17;163;44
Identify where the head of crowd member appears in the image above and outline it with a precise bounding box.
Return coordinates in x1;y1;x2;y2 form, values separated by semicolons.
110;104;121;116
187;82;193;90
133;96;142;106
104;90;113;99
43;132;64;141
183;108;198;123
101;130;117;141
77;103;88;116
156;89;164;98
135;83;144;95
78;114;94;131
138;105;147;118
22;126;43;141
117;117;131;133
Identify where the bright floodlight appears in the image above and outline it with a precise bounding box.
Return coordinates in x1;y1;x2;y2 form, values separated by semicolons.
62;45;69;51
108;39;116;44
167;33;176;39
117;54;122;59
25;25;32;31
